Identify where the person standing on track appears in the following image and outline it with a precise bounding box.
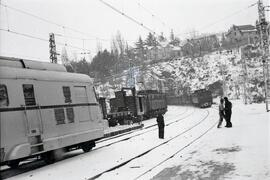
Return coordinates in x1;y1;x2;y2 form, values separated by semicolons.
224;97;232;128
217;98;225;128
157;113;165;139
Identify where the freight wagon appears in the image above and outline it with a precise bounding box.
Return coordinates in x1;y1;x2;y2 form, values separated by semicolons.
191;89;213;108
137;90;167;118
166;89;213;108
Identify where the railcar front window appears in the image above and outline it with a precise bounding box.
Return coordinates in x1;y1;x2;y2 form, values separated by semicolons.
93;87;98;102
0;85;9;107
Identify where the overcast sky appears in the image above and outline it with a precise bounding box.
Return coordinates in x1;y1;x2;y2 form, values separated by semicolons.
0;0;268;62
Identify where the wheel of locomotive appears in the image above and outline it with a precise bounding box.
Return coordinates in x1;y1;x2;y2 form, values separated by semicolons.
81;142;94;152
118;118;124;125
42;151;56;164
108;118;117;127
7;160;20;168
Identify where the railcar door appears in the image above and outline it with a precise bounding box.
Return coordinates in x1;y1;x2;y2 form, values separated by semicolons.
22;84;44;154
73;86;92;122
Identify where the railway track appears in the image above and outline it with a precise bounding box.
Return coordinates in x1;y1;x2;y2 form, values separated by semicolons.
88;108;213;180
0;106;193;179
98;106;190;143
133;107;219;179
95;107;195;150
135;121;217;179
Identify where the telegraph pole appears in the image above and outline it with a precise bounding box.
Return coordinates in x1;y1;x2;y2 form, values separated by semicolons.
257;0;270;111
241;45;254;104
49;33;58;63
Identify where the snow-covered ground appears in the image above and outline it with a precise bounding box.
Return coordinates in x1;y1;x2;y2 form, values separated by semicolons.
5;102;269;180
149;101;270;180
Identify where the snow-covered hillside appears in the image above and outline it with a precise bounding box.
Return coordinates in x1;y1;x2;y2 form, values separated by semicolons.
96;50;264;102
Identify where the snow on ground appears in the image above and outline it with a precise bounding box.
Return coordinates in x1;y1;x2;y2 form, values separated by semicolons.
98;107;217;180
149;101;270;180
5;103;269;180
6;106;196;180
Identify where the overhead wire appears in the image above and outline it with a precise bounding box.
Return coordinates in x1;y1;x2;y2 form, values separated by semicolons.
0;1;157;39
0;1;109;40
0;28;91;52
0;0;259;59
0;1;139;43
137;1;171;31
98;0;156;34
175;1;257;37
200;2;257;30
54;33;135;42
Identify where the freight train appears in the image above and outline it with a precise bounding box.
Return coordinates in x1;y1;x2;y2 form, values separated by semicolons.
99;88;168;126
0;56;104;168
166;89;213;108
191;89;213;108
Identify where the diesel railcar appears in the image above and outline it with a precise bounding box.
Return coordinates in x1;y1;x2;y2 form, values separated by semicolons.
0;56;104;168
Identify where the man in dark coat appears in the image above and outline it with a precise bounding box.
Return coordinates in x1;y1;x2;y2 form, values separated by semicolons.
224;97;232;128
217;98;225;128
156;114;165;139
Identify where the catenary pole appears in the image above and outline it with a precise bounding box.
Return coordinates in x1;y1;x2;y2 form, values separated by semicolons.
257;0;270;112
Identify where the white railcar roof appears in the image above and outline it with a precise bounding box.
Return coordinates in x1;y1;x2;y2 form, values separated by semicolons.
0;66;92;83
0;56;66;72
0;57;92;83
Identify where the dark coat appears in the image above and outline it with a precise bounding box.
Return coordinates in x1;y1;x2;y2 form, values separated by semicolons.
224;100;232;114
157;114;165;128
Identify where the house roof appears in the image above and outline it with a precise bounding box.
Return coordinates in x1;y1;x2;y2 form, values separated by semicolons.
235;25;256;31
226;24;257;36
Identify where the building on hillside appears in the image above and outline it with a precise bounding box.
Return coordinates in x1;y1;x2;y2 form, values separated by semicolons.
132;47;147;61
181;34;220;57
226;25;258;46
181;40;195;57
145;43;182;61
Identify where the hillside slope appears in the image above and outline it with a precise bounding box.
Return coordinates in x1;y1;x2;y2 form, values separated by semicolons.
96;50;264;102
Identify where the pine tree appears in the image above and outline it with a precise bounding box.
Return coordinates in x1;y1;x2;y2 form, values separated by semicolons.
145;32;155;46
158;32;166;42
135;36;144;49
135;36;146;61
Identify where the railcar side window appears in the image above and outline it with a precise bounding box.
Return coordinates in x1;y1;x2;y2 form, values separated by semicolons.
66;107;75;123
63;86;72;103
0;85;9;107
54;108;65;125
23;84;36;106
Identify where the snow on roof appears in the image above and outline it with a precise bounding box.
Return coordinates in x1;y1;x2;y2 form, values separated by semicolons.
236;24;256;31
172;46;181;51
241;29;257;33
